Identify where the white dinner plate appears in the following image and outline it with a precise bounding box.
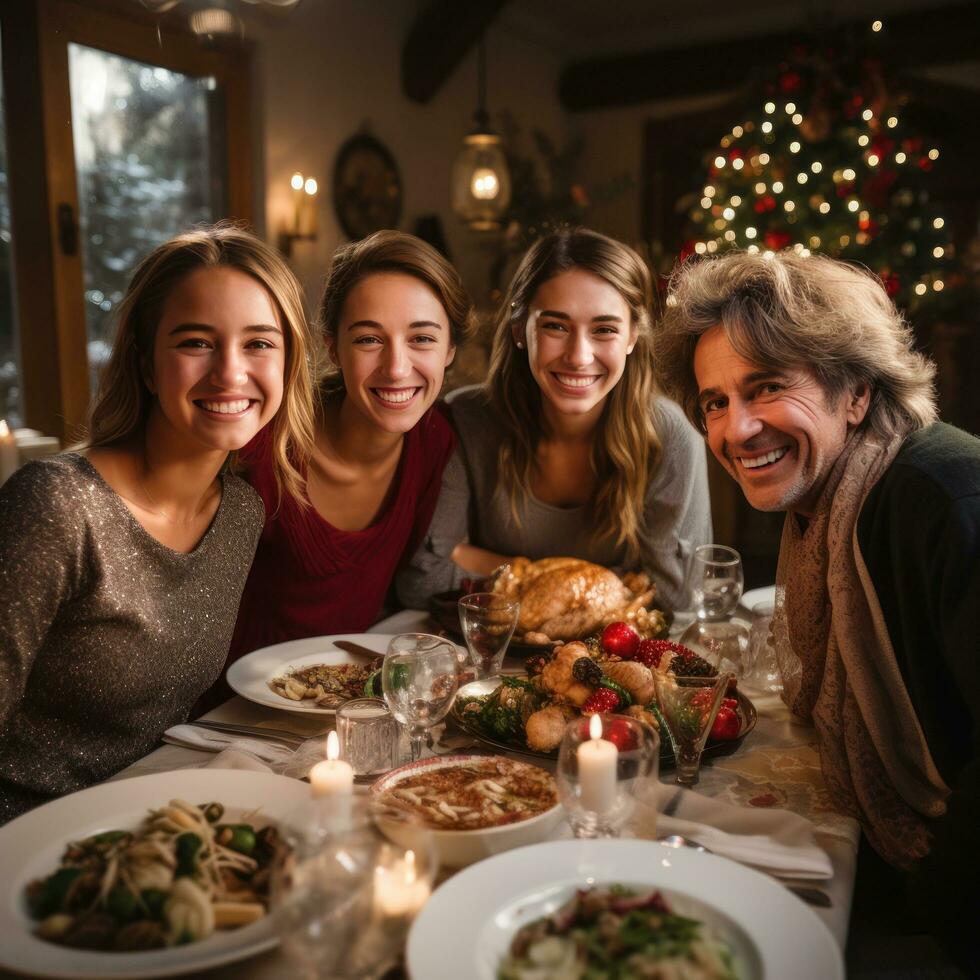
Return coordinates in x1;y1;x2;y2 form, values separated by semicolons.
407;838;843;980
740;584;777;615
0;769;311;979
226;632;396;715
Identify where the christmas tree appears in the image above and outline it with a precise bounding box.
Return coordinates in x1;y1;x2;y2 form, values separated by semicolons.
682;32;954;313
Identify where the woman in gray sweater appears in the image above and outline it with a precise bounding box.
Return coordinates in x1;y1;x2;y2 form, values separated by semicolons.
0;224;315;822
397;228;710;612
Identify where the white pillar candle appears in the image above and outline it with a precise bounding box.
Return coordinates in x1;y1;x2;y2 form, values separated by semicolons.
578;713;618;814
309;731;354;829
374;849;431;917
0;421;19;486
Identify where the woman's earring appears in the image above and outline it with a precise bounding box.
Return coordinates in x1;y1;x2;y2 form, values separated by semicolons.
516;341;524;349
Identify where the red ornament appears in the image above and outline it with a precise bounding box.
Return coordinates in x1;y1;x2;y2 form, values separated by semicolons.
764;230;792;250
710;706;741;741
679;240;698;262
918;156;933;172
883;274;901;297
778;71;802;93
600;622;640;659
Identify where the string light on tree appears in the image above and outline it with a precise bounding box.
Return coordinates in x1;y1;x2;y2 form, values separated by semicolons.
680;29;955;311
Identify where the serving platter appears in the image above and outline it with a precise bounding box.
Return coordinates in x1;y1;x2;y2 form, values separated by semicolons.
407;838;843;979
450;677;757;766
428;589;670;655
0;769;310;979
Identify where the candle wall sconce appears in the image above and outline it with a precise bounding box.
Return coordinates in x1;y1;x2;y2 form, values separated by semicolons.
279;172;318;256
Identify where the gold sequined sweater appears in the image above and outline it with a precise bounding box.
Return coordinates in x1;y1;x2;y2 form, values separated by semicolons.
0;453;264;822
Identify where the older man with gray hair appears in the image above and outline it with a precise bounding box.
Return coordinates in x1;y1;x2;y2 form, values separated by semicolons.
656;250;979;972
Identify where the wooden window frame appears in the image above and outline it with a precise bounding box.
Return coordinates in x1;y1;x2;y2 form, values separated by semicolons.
1;0;251;441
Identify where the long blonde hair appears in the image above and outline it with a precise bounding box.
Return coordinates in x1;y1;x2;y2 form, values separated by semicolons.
488;228;661;563
87;221;316;503
656;250;937;439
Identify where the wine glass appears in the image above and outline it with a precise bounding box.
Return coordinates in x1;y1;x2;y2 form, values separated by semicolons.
680;545;748;674
272;799;437;979
382;633;459;762
457;592;520;680
653;669;732;786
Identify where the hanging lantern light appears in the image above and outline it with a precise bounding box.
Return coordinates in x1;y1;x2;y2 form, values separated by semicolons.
452;38;511;231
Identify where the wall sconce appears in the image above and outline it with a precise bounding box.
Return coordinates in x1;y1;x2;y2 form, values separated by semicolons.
279;172;318;256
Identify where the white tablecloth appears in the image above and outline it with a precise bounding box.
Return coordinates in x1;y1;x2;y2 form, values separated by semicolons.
2;609;860;979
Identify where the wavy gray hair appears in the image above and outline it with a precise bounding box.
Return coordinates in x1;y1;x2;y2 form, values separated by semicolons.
655;250;937;440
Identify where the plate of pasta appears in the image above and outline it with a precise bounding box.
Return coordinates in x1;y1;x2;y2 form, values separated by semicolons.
407;838;843;979
0;769;310;978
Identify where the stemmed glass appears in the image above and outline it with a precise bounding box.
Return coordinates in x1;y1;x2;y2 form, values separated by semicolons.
271;800;437;979
653;670;732;786
382;634;459;762
457;592;520;681
680;544;748;674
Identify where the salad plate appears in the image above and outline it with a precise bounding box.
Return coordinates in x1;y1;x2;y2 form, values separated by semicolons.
228;633;404;715
451;677;757;766
407;838;843;980
0;769;310;979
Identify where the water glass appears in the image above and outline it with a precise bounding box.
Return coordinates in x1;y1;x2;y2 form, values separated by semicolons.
688;544;744;622
382;634;459;762
336;698;400;777
457;592;520;680
653;670;732;786
742;601;782;695
556;713;660;839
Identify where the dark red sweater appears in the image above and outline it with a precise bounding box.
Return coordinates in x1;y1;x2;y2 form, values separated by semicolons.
228;408;455;660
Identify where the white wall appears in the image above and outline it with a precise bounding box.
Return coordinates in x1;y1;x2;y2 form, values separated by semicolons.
250;0;566;311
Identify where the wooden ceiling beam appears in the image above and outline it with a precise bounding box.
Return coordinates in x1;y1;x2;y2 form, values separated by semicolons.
402;0;509;104
560;2;980;111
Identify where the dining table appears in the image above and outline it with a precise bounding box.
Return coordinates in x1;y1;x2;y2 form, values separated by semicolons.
0;606;862;979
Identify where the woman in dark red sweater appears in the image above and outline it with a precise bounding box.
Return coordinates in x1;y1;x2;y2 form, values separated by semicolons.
228;231;474;661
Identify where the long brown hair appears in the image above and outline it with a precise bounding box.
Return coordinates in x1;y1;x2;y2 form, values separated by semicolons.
317;230;475;396
86;221;316;503
487;227;661;563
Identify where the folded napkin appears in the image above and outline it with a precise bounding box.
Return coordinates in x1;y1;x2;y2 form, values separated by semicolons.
630;783;834;880
163;725;295;767
204;747;277;772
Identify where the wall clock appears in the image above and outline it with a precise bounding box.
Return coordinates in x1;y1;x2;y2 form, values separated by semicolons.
332;132;403;240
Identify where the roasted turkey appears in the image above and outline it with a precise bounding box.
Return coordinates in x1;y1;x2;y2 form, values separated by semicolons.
491;557;659;642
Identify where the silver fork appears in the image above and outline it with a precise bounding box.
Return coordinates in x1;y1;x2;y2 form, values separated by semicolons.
188;720;313;747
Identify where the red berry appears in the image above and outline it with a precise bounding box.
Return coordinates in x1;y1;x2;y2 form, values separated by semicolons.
601;622;640;659
581;687;621;715
710;705;741;741
634;639;698;669
722;697;739;713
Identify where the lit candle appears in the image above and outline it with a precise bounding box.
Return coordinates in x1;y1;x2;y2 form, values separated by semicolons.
578;714;618;814
290;172;304;234
374;849;431;917
0;420;19;486
309;731;354;829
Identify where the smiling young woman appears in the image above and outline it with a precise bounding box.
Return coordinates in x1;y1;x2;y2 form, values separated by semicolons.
0;223;316;822
224;231;474;664
397;228;712;612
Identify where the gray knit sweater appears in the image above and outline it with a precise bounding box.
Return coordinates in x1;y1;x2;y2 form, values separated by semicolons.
396;387;712;611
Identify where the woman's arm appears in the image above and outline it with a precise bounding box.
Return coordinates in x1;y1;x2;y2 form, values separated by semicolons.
641;401;713;610
450;542;509;577
396;448;479;608
0;462;83;730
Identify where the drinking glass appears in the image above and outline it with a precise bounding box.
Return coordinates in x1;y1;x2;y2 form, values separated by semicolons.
680;545;748;675
742;601;782;695
382;634;459;762
653;669;732;786
556;713;660;838
272;799;437;980
457;592;520;680
336;698;400;777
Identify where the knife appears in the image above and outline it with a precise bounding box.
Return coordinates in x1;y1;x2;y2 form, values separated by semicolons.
333;640;385;660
